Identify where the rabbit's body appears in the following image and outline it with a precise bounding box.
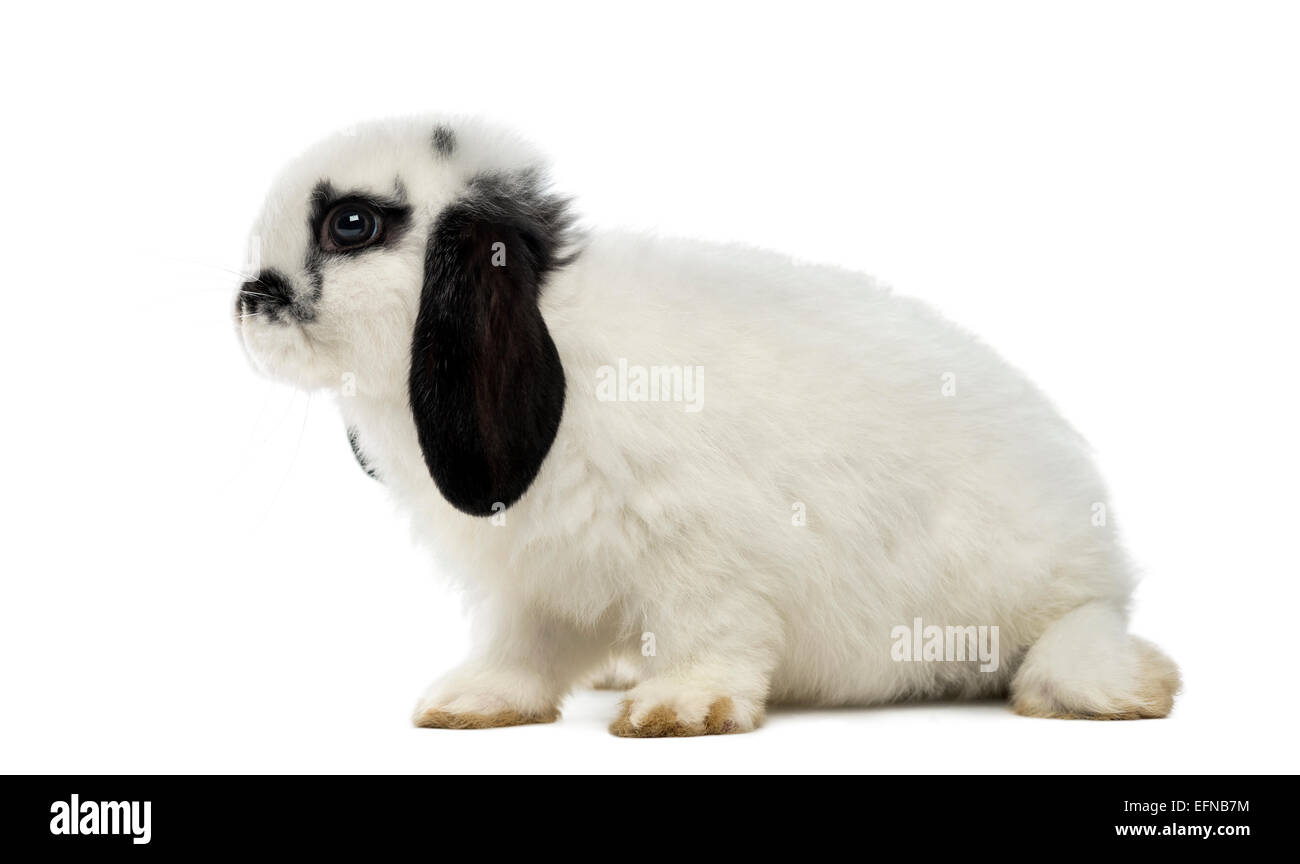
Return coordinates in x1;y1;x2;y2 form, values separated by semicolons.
240;118;1178;735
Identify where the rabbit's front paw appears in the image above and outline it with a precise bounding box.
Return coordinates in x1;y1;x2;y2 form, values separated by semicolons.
609;679;764;737
414;703;557;729
413;672;559;729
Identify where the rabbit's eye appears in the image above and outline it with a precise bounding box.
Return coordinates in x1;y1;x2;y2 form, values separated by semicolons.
323;203;381;251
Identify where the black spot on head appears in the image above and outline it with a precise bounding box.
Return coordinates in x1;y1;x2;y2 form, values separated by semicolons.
432;125;456;157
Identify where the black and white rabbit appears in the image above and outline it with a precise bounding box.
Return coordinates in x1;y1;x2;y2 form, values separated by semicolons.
236;117;1179;736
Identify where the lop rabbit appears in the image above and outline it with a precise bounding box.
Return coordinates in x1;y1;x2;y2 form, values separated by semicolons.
236;117;1179;736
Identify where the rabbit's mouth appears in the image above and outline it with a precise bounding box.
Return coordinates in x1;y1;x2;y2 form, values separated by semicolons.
236;292;335;391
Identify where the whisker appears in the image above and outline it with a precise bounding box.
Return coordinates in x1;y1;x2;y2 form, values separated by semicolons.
260;392;312;520
139;254;265;286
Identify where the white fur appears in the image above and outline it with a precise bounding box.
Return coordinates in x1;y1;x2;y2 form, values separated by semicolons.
238;116;1178;733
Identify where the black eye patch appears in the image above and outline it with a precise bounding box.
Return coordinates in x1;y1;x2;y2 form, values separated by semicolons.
308;181;413;257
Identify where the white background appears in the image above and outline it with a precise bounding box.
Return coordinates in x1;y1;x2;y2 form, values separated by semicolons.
1;0;1297;774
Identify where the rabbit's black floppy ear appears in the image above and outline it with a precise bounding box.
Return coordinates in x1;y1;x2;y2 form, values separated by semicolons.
409;171;573;517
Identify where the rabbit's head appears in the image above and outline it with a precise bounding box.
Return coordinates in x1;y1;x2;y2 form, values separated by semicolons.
236;117;576;516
